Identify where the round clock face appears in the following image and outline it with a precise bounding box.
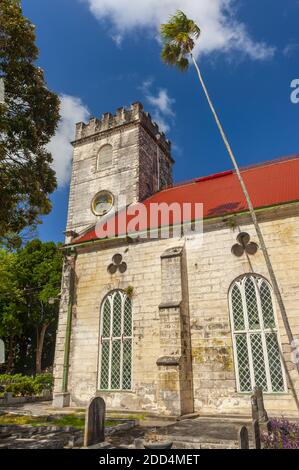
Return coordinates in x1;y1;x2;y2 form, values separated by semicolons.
92;190;114;216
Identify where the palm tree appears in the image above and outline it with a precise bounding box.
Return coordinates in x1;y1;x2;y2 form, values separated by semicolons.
160;10;298;372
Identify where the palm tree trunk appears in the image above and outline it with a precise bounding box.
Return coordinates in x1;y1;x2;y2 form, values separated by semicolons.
190;52;299;374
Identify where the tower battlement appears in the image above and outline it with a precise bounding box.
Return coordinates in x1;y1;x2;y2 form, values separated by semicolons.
74;102;172;155
67;101;173;235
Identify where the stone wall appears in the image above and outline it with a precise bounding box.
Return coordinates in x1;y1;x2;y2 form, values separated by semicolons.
66;125;140;236
63;238;183;412
66;103;173;237
157;246;193;416
138;126;173;201
53;205;299;417
187;208;299;416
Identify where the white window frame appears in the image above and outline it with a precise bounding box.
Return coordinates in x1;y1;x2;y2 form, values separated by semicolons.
229;274;287;394
98;290;133;391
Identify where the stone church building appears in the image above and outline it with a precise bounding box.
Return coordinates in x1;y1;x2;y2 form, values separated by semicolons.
53;102;299;417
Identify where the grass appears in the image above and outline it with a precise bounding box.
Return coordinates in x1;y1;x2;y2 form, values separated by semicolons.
50;414;85;429
0;414;43;427
0;413;123;430
107;412;146;421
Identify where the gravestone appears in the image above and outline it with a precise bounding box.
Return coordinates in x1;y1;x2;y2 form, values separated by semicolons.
251;394;259;421
252;419;261;449
84;396;106;447
238;426;249;449
0;339;5;364
251;387;268;423
255;387;268;423
251;387;270;448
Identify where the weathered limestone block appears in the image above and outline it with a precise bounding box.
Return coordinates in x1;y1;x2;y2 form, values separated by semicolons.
55;135;299;422
188;211;299;416
157;246;194;416
66;103;173;236
53;251;77;407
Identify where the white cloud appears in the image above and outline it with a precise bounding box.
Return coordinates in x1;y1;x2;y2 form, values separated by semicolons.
151;114;170;134
111;33;122;47
146;89;175;117
141;80;175;133
47;95;90;187
82;0;274;60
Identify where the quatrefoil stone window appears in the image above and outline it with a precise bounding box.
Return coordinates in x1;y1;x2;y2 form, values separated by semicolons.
107;254;127;274
231;232;258;257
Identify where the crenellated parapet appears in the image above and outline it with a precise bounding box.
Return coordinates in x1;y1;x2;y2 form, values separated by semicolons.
74;102;172;155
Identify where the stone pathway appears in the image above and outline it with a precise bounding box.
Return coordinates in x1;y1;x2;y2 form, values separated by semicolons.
95;416;254;449
0;424;82;449
154;416;253;449
0;419;254;449
0;402;256;449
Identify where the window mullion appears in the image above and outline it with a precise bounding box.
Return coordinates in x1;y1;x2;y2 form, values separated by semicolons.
120;293;125;390
241;280;249;331
269;287;287;393
261;330;272;392
232;334;241;392
98;308;103;390
228;286;240;392
108;295;114;390
242;279;255;390
247;334;255;391
255;278;272;392
255;277;265;331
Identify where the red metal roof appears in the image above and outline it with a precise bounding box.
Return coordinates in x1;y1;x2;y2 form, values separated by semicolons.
72;155;299;244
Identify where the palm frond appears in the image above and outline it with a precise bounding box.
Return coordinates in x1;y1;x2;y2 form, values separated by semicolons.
176;57;189;72
161;10;200;43
161;44;181;66
160;10;200;71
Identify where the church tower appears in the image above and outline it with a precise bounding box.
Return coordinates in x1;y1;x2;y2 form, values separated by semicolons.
65;102;173;239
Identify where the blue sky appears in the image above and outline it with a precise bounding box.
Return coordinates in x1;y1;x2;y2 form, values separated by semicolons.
21;0;299;243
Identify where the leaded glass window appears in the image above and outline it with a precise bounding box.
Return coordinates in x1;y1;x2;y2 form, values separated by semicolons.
98;290;133;390
229;275;286;393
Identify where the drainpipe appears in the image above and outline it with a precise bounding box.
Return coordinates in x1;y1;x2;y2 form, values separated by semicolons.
61;248;77;394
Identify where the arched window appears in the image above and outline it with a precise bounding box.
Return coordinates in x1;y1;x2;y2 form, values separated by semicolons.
229;275;286;393
98;290;132;390
97;144;113;171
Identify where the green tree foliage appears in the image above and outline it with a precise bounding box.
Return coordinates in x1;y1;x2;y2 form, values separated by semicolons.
0;372;53;396
0;249;25;370
160;10;200;71
15;239;63;373
0;240;63;374
0;0;60;247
